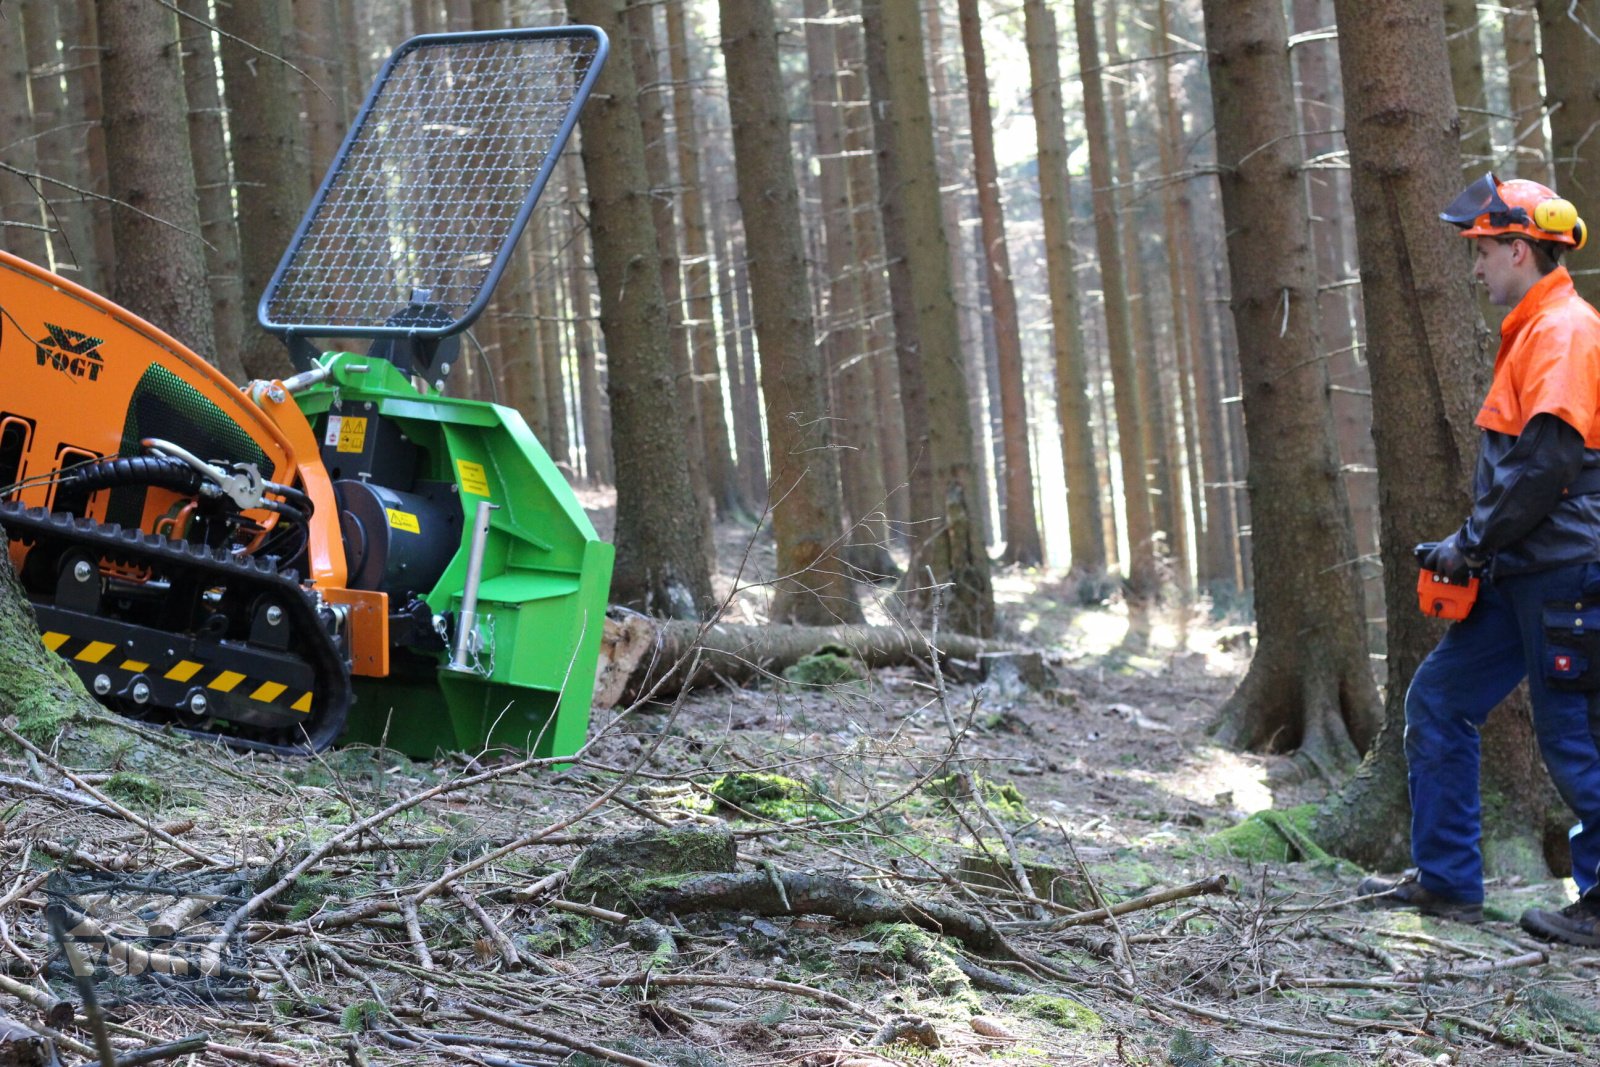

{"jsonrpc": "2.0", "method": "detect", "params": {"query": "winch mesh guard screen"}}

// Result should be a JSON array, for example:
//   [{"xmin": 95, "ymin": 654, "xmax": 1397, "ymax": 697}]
[{"xmin": 260, "ymin": 28, "xmax": 604, "ymax": 339}]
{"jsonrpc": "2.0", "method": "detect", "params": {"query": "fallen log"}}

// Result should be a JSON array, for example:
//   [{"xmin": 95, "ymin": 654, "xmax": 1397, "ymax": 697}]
[{"xmin": 593, "ymin": 610, "xmax": 999, "ymax": 707}]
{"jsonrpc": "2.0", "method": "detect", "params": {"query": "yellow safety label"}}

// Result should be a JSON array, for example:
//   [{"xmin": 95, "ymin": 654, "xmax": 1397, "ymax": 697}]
[
  {"xmin": 336, "ymin": 416, "xmax": 368, "ymax": 454},
  {"xmin": 457, "ymin": 459, "xmax": 491, "ymax": 497},
  {"xmin": 386, "ymin": 507, "xmax": 420, "ymax": 534}
]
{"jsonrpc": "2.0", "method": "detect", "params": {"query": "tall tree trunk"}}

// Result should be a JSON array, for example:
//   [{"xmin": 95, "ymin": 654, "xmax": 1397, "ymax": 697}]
[
  {"xmin": 569, "ymin": 0, "xmax": 712, "ymax": 618},
  {"xmin": 1022, "ymin": 0, "xmax": 1105, "ymax": 574},
  {"xmin": 23, "ymin": 2, "xmax": 99, "ymax": 290},
  {"xmin": 68, "ymin": 2, "xmax": 116, "ymax": 293},
  {"xmin": 707, "ymin": 178, "xmax": 763, "ymax": 503},
  {"xmin": 1075, "ymin": 0, "xmax": 1157, "ymax": 600},
  {"xmin": 861, "ymin": 0, "xmax": 994, "ymax": 637},
  {"xmin": 1537, "ymin": 1, "xmax": 1600, "ymax": 309},
  {"xmin": 1444, "ymin": 0, "xmax": 1492, "ymax": 178},
  {"xmin": 1202, "ymin": 0, "xmax": 1380, "ymax": 770},
  {"xmin": 1315, "ymin": 0, "xmax": 1559, "ymax": 875},
  {"xmin": 802, "ymin": 0, "xmax": 897, "ymax": 577},
  {"xmin": 1293, "ymin": 0, "xmax": 1378, "ymax": 642},
  {"xmin": 957, "ymin": 0, "xmax": 1042, "ymax": 567},
  {"xmin": 721, "ymin": 0, "xmax": 864, "ymax": 626},
  {"xmin": 1505, "ymin": 0, "xmax": 1551, "ymax": 183},
  {"xmin": 1154, "ymin": 0, "xmax": 1211, "ymax": 590},
  {"xmin": 536, "ymin": 211, "xmax": 572, "ymax": 465},
  {"xmin": 0, "ymin": 16, "xmax": 50, "ymax": 268},
  {"xmin": 293, "ymin": 0, "xmax": 348, "ymax": 195},
  {"xmin": 922, "ymin": 0, "xmax": 994, "ymax": 549},
  {"xmin": 666, "ymin": 0, "xmax": 742, "ymax": 519},
  {"xmin": 1104, "ymin": 0, "xmax": 1187, "ymax": 592},
  {"xmin": 179, "ymin": 0, "xmax": 247, "ymax": 382},
  {"xmin": 626, "ymin": 0, "xmax": 715, "ymax": 568},
  {"xmin": 217, "ymin": 0, "xmax": 306, "ymax": 380},
  {"xmin": 837, "ymin": 9, "xmax": 910, "ymax": 538},
  {"xmin": 566, "ymin": 153, "xmax": 612, "ymax": 485},
  {"xmin": 96, "ymin": 0, "xmax": 217, "ymax": 360}
]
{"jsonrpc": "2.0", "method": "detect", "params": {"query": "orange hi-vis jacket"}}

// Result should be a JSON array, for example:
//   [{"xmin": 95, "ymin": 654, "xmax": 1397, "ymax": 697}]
[
  {"xmin": 1478, "ymin": 266, "xmax": 1600, "ymax": 445},
  {"xmin": 1463, "ymin": 265, "xmax": 1600, "ymax": 574}
]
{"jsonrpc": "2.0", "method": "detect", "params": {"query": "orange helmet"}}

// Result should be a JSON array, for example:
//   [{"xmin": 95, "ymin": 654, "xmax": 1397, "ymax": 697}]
[{"xmin": 1441, "ymin": 172, "xmax": 1588, "ymax": 250}]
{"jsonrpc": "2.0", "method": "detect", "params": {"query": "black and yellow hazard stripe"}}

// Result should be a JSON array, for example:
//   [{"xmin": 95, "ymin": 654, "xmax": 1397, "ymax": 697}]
[{"xmin": 40, "ymin": 631, "xmax": 314, "ymax": 715}]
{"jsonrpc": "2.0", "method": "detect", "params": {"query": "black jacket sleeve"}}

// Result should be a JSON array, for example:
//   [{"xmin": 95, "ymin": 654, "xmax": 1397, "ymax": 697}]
[{"xmin": 1460, "ymin": 412, "xmax": 1587, "ymax": 559}]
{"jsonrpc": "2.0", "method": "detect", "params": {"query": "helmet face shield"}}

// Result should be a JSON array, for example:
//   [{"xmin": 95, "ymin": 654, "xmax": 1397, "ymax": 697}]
[{"xmin": 1441, "ymin": 173, "xmax": 1521, "ymax": 229}]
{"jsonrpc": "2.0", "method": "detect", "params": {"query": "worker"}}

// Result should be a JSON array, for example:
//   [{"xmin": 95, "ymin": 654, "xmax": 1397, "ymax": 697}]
[{"xmin": 1359, "ymin": 173, "xmax": 1600, "ymax": 948}]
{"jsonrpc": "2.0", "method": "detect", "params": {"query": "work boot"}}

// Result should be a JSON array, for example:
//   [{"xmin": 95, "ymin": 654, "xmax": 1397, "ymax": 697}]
[
  {"xmin": 1519, "ymin": 892, "xmax": 1600, "ymax": 947},
  {"xmin": 1357, "ymin": 869, "xmax": 1484, "ymax": 924}
]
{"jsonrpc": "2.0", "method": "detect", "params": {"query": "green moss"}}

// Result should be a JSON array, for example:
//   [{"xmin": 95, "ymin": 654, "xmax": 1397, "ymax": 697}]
[
  {"xmin": 101, "ymin": 771, "xmax": 163, "ymax": 806},
  {"xmin": 867, "ymin": 923, "xmax": 979, "ymax": 1011},
  {"xmin": 925, "ymin": 774, "xmax": 1029, "ymax": 817},
  {"xmin": 13, "ymin": 698, "xmax": 77, "ymax": 747},
  {"xmin": 1202, "ymin": 805, "xmax": 1333, "ymax": 863},
  {"xmin": 1017, "ymin": 994, "xmax": 1102, "ymax": 1032},
  {"xmin": 568, "ymin": 827, "xmax": 737, "ymax": 911},
  {"xmin": 339, "ymin": 1000, "xmax": 384, "ymax": 1032},
  {"xmin": 706, "ymin": 772, "xmax": 837, "ymax": 821},
  {"xmin": 780, "ymin": 645, "xmax": 865, "ymax": 687}
]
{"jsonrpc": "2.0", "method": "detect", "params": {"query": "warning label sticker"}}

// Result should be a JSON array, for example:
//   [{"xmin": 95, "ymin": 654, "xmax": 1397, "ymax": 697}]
[
  {"xmin": 335, "ymin": 416, "xmax": 368, "ymax": 454},
  {"xmin": 456, "ymin": 459, "xmax": 491, "ymax": 497},
  {"xmin": 386, "ymin": 507, "xmax": 421, "ymax": 534}
]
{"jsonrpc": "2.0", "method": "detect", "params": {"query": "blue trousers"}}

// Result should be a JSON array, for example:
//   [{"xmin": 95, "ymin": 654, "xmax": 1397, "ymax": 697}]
[{"xmin": 1405, "ymin": 561, "xmax": 1600, "ymax": 902}]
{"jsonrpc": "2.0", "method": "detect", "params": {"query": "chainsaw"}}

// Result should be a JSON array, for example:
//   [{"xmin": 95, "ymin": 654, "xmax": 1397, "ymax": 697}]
[
  {"xmin": 1415, "ymin": 541, "xmax": 1479, "ymax": 621},
  {"xmin": 0, "ymin": 27, "xmax": 613, "ymax": 757}
]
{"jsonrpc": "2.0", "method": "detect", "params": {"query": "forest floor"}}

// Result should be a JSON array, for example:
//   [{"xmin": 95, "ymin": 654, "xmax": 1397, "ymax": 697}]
[{"xmin": 3, "ymin": 501, "xmax": 1600, "ymax": 1066}]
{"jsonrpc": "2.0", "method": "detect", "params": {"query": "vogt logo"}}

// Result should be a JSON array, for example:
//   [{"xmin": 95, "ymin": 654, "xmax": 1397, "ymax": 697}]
[{"xmin": 35, "ymin": 323, "xmax": 106, "ymax": 382}]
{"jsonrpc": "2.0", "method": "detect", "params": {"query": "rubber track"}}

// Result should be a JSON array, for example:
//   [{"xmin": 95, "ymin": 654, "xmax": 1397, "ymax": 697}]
[{"xmin": 0, "ymin": 501, "xmax": 350, "ymax": 754}]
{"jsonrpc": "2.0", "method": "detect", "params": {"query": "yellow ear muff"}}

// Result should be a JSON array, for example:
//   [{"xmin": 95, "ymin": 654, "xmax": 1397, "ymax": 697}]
[
  {"xmin": 1535, "ymin": 197, "xmax": 1579, "ymax": 235},
  {"xmin": 1575, "ymin": 218, "xmax": 1589, "ymax": 251}
]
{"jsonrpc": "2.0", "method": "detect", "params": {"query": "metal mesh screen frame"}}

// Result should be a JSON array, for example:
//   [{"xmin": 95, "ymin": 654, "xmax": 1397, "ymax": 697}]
[{"xmin": 259, "ymin": 27, "xmax": 606, "ymax": 341}]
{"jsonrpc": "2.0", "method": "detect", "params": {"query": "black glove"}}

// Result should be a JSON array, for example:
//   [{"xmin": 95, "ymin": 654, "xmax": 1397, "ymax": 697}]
[{"xmin": 1423, "ymin": 532, "xmax": 1477, "ymax": 583}]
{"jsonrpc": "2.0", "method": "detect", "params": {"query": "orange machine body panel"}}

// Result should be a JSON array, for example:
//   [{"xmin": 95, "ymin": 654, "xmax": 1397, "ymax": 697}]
[{"xmin": 0, "ymin": 252, "xmax": 351, "ymax": 599}]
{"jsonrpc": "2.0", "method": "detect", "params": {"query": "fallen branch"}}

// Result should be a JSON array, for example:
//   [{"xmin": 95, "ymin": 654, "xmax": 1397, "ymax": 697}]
[
  {"xmin": 72, "ymin": 1032, "xmax": 210, "ymax": 1067},
  {"xmin": 596, "ymin": 972, "xmax": 881, "ymax": 1023},
  {"xmin": 633, "ymin": 870, "xmax": 1004, "ymax": 954},
  {"xmin": 1000, "ymin": 874, "xmax": 1230, "ymax": 931},
  {"xmin": 459, "ymin": 1002, "xmax": 667, "ymax": 1067}
]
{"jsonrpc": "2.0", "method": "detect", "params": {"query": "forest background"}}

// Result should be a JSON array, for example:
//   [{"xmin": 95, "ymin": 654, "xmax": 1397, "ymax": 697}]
[{"xmin": 3, "ymin": 0, "xmax": 1600, "ymax": 1062}]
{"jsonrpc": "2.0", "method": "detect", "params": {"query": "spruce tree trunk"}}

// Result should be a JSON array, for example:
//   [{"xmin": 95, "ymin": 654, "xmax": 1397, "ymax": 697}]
[
  {"xmin": 1202, "ymin": 0, "xmax": 1381, "ymax": 770},
  {"xmin": 178, "ymin": 0, "xmax": 247, "ymax": 382},
  {"xmin": 1505, "ymin": 0, "xmax": 1551, "ymax": 183},
  {"xmin": 217, "ymin": 0, "xmax": 306, "ymax": 380},
  {"xmin": 23, "ymin": 2, "xmax": 100, "ymax": 290},
  {"xmin": 68, "ymin": 2, "xmax": 116, "ymax": 293},
  {"xmin": 625, "ymin": 0, "xmax": 716, "ymax": 568},
  {"xmin": 535, "ymin": 212, "xmax": 572, "ymax": 465},
  {"xmin": 721, "ymin": 0, "xmax": 864, "ymax": 627},
  {"xmin": 1315, "ymin": 0, "xmax": 1562, "ymax": 874},
  {"xmin": 1292, "ymin": 0, "xmax": 1378, "ymax": 641},
  {"xmin": 957, "ymin": 0, "xmax": 1042, "ymax": 567},
  {"xmin": 96, "ymin": 0, "xmax": 217, "ymax": 361},
  {"xmin": 836, "ymin": 10, "xmax": 910, "ymax": 538},
  {"xmin": 861, "ymin": 0, "xmax": 994, "ymax": 637},
  {"xmin": 1153, "ymin": 0, "xmax": 1210, "ymax": 591},
  {"xmin": 1075, "ymin": 0, "xmax": 1157, "ymax": 601},
  {"xmin": 566, "ymin": 153, "xmax": 613, "ymax": 485},
  {"xmin": 1443, "ymin": 0, "xmax": 1492, "ymax": 177},
  {"xmin": 1022, "ymin": 0, "xmax": 1104, "ymax": 574},
  {"xmin": 569, "ymin": 0, "xmax": 712, "ymax": 619},
  {"xmin": 1537, "ymin": 0, "xmax": 1600, "ymax": 309},
  {"xmin": 666, "ymin": 0, "xmax": 742, "ymax": 519},
  {"xmin": 0, "ymin": 16, "xmax": 49, "ymax": 268},
  {"xmin": 1105, "ymin": 0, "xmax": 1187, "ymax": 592},
  {"xmin": 802, "ymin": 0, "xmax": 897, "ymax": 577},
  {"xmin": 292, "ymin": 0, "xmax": 347, "ymax": 195}
]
